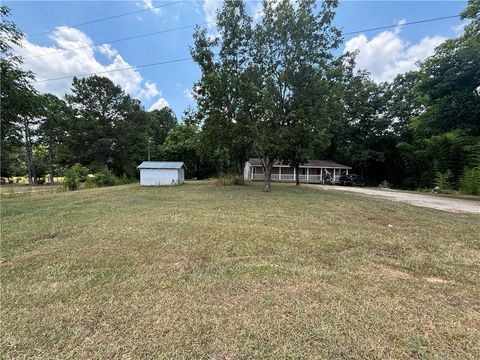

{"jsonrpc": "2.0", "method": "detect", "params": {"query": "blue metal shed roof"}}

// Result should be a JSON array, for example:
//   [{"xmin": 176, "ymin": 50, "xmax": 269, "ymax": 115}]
[{"xmin": 137, "ymin": 161, "xmax": 185, "ymax": 169}]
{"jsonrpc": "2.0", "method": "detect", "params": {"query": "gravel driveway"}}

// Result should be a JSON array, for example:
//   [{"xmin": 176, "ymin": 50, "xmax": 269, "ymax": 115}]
[{"xmin": 309, "ymin": 185, "xmax": 480, "ymax": 214}]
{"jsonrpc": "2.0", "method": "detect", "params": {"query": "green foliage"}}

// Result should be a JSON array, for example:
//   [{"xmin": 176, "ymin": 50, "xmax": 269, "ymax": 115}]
[
  {"xmin": 459, "ymin": 167, "xmax": 480, "ymax": 195},
  {"xmin": 191, "ymin": 0, "xmax": 256, "ymax": 175},
  {"xmin": 85, "ymin": 168, "xmax": 123, "ymax": 188},
  {"xmin": 2, "ymin": 1, "xmax": 479, "ymax": 192},
  {"xmin": 63, "ymin": 163, "xmax": 88, "ymax": 191},
  {"xmin": 159, "ymin": 115, "xmax": 214, "ymax": 179},
  {"xmin": 0, "ymin": 5, "xmax": 37, "ymax": 178},
  {"xmin": 192, "ymin": 0, "xmax": 341, "ymax": 188},
  {"xmin": 461, "ymin": 0, "xmax": 479, "ymax": 39},
  {"xmin": 64, "ymin": 75, "xmax": 147, "ymax": 175},
  {"xmin": 434, "ymin": 169, "xmax": 453, "ymax": 192},
  {"xmin": 37, "ymin": 93, "xmax": 71, "ymax": 182},
  {"xmin": 216, "ymin": 174, "xmax": 245, "ymax": 186},
  {"xmin": 147, "ymin": 108, "xmax": 178, "ymax": 160},
  {"xmin": 32, "ymin": 145, "xmax": 49, "ymax": 181}
]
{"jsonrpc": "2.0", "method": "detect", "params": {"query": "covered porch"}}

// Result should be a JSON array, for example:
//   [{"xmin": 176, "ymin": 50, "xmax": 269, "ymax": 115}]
[{"xmin": 249, "ymin": 166, "xmax": 348, "ymax": 183}]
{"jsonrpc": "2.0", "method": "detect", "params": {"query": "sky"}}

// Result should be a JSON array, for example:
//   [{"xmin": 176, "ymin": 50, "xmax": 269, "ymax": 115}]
[{"xmin": 7, "ymin": 0, "xmax": 468, "ymax": 118}]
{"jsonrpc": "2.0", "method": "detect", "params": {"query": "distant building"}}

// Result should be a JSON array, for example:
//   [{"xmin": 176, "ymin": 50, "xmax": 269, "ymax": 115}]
[
  {"xmin": 244, "ymin": 158, "xmax": 351, "ymax": 184},
  {"xmin": 137, "ymin": 161, "xmax": 185, "ymax": 186}
]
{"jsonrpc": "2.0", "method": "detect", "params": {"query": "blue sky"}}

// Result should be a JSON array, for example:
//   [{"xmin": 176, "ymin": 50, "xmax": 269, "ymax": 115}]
[{"xmin": 8, "ymin": 0, "xmax": 467, "ymax": 118}]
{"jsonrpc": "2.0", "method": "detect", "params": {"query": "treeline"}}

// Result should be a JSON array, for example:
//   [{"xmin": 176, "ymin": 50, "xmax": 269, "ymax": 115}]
[
  {"xmin": 1, "ymin": 5, "xmax": 214, "ymax": 183},
  {"xmin": 0, "ymin": 71, "xmax": 206, "ymax": 182},
  {"xmin": 190, "ymin": 0, "xmax": 479, "ymax": 192},
  {"xmin": 1, "ymin": 1, "xmax": 479, "ymax": 194}
]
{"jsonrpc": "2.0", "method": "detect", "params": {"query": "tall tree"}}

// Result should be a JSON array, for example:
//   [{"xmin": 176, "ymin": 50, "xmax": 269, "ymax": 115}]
[
  {"xmin": 159, "ymin": 110, "xmax": 212, "ymax": 178},
  {"xmin": 278, "ymin": 0, "xmax": 341, "ymax": 185},
  {"xmin": 112, "ymin": 108, "xmax": 149, "ymax": 177},
  {"xmin": 343, "ymin": 70, "xmax": 390, "ymax": 181},
  {"xmin": 395, "ymin": 3, "xmax": 480, "ymax": 188},
  {"xmin": 192, "ymin": 0, "xmax": 255, "ymax": 176},
  {"xmin": 252, "ymin": 0, "xmax": 341, "ymax": 190},
  {"xmin": 38, "ymin": 94, "xmax": 70, "ymax": 183},
  {"xmin": 146, "ymin": 107, "xmax": 178, "ymax": 160},
  {"xmin": 21, "ymin": 93, "xmax": 41, "ymax": 184},
  {"xmin": 0, "ymin": 5, "xmax": 37, "ymax": 181},
  {"xmin": 384, "ymin": 71, "xmax": 423, "ymax": 139},
  {"xmin": 64, "ymin": 75, "xmax": 144, "ymax": 174}
]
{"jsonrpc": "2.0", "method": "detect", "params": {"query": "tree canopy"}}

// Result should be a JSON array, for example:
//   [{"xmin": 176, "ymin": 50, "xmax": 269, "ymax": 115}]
[{"xmin": 1, "ymin": 1, "xmax": 479, "ymax": 194}]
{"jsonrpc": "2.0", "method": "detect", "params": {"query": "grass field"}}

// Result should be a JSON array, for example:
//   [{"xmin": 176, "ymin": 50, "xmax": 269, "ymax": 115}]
[
  {"xmin": 0, "ymin": 184, "xmax": 61, "ymax": 195},
  {"xmin": 1, "ymin": 181, "xmax": 479, "ymax": 359}
]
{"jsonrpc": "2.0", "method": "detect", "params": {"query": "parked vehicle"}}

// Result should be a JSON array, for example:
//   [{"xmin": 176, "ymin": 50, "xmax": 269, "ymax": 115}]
[{"xmin": 339, "ymin": 174, "xmax": 365, "ymax": 186}]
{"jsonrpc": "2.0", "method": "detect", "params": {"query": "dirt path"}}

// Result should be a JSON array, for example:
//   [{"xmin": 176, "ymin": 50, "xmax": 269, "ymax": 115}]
[{"xmin": 308, "ymin": 185, "xmax": 480, "ymax": 214}]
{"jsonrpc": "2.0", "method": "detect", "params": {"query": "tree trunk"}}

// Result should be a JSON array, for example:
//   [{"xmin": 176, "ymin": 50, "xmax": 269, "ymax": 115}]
[
  {"xmin": 295, "ymin": 163, "xmax": 300, "ymax": 186},
  {"xmin": 264, "ymin": 166, "xmax": 272, "ymax": 192},
  {"xmin": 48, "ymin": 145, "xmax": 54, "ymax": 184},
  {"xmin": 262, "ymin": 156, "xmax": 272, "ymax": 192},
  {"xmin": 24, "ymin": 118, "xmax": 35, "ymax": 185}
]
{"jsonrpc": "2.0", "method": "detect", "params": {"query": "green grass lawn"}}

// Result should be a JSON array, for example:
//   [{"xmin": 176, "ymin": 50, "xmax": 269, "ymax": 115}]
[{"xmin": 1, "ymin": 181, "xmax": 479, "ymax": 359}]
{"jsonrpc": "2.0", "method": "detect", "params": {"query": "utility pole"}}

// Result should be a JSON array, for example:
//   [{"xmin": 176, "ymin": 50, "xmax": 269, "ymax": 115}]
[{"xmin": 147, "ymin": 138, "xmax": 150, "ymax": 161}]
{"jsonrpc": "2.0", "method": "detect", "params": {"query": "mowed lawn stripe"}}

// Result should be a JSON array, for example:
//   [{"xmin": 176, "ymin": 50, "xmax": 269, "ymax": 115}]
[{"xmin": 1, "ymin": 181, "xmax": 479, "ymax": 358}]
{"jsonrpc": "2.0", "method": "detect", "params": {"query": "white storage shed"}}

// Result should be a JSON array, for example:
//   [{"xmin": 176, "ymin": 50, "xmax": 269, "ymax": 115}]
[{"xmin": 137, "ymin": 161, "xmax": 185, "ymax": 186}]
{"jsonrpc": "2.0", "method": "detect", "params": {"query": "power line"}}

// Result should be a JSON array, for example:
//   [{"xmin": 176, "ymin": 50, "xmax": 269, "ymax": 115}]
[
  {"xmin": 343, "ymin": 15, "xmax": 460, "ymax": 36},
  {"xmin": 27, "ymin": 1, "xmax": 185, "ymax": 37},
  {"xmin": 32, "ymin": 14, "xmax": 461, "ymax": 84},
  {"xmin": 24, "ymin": 13, "xmax": 460, "ymax": 60},
  {"xmin": 32, "ymin": 57, "xmax": 193, "ymax": 83},
  {"xmin": 24, "ymin": 22, "xmax": 209, "ymax": 60}
]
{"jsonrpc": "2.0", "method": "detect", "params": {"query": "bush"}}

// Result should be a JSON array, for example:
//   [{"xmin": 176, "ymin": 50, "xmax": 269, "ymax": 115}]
[
  {"xmin": 216, "ymin": 174, "xmax": 245, "ymax": 186},
  {"xmin": 434, "ymin": 169, "xmax": 453, "ymax": 193},
  {"xmin": 85, "ymin": 168, "xmax": 122, "ymax": 188},
  {"xmin": 63, "ymin": 163, "xmax": 89, "ymax": 191},
  {"xmin": 459, "ymin": 167, "xmax": 480, "ymax": 195}
]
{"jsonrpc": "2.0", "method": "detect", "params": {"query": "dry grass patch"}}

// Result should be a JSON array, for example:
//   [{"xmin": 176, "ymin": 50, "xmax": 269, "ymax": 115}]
[{"xmin": 1, "ymin": 181, "xmax": 479, "ymax": 358}]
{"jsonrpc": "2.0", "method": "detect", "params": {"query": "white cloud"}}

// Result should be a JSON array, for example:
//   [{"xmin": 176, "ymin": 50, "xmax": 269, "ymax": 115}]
[
  {"xmin": 148, "ymin": 97, "xmax": 169, "ymax": 111},
  {"xmin": 183, "ymin": 88, "xmax": 194, "ymax": 101},
  {"xmin": 251, "ymin": 1, "xmax": 264, "ymax": 22},
  {"xmin": 139, "ymin": 0, "xmax": 161, "ymax": 14},
  {"xmin": 204, "ymin": 0, "xmax": 222, "ymax": 33},
  {"xmin": 452, "ymin": 23, "xmax": 465, "ymax": 34},
  {"xmin": 97, "ymin": 44, "xmax": 118, "ymax": 59},
  {"xmin": 344, "ymin": 26, "xmax": 446, "ymax": 82},
  {"xmin": 138, "ymin": 81, "xmax": 160, "ymax": 100},
  {"xmin": 16, "ymin": 26, "xmax": 167, "ymax": 108}
]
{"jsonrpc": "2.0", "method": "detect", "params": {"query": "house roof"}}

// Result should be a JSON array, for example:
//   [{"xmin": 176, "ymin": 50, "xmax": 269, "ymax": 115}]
[
  {"xmin": 247, "ymin": 158, "xmax": 351, "ymax": 169},
  {"xmin": 137, "ymin": 161, "xmax": 185, "ymax": 169}
]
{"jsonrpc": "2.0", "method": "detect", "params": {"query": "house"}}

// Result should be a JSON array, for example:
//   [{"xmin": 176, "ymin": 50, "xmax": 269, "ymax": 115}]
[
  {"xmin": 137, "ymin": 161, "xmax": 185, "ymax": 186},
  {"xmin": 244, "ymin": 158, "xmax": 351, "ymax": 183}
]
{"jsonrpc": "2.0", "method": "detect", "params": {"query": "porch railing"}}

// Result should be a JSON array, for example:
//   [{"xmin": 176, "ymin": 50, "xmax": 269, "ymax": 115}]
[{"xmin": 251, "ymin": 173, "xmax": 337, "ymax": 183}]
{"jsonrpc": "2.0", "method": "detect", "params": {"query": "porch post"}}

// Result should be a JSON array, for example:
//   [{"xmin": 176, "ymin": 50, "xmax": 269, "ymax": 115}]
[
  {"xmin": 333, "ymin": 169, "xmax": 336, "ymax": 183},
  {"xmin": 293, "ymin": 166, "xmax": 296, "ymax": 181},
  {"xmin": 307, "ymin": 168, "xmax": 310, "ymax": 182},
  {"xmin": 346, "ymin": 169, "xmax": 349, "ymax": 175},
  {"xmin": 321, "ymin": 168, "xmax": 323, "ymax": 183},
  {"xmin": 279, "ymin": 167, "xmax": 282, "ymax": 181}
]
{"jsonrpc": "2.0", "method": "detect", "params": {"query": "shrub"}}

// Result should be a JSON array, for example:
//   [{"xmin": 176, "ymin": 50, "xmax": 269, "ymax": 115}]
[
  {"xmin": 459, "ymin": 167, "xmax": 480, "ymax": 195},
  {"xmin": 85, "ymin": 168, "xmax": 122, "ymax": 188},
  {"xmin": 434, "ymin": 169, "xmax": 453, "ymax": 193},
  {"xmin": 63, "ymin": 163, "xmax": 89, "ymax": 191},
  {"xmin": 216, "ymin": 174, "xmax": 245, "ymax": 186}
]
